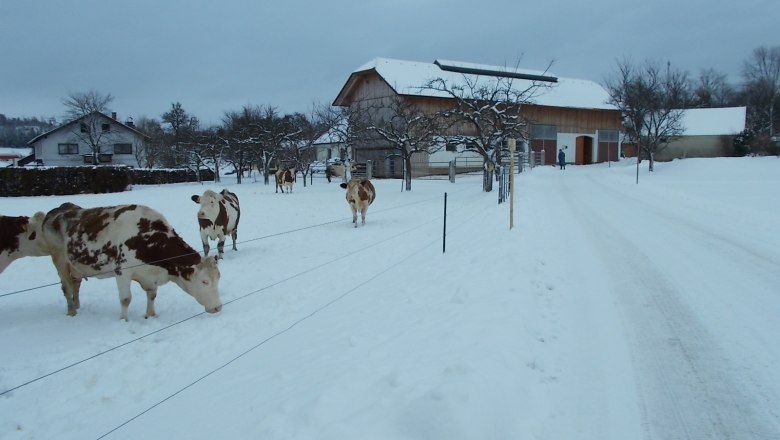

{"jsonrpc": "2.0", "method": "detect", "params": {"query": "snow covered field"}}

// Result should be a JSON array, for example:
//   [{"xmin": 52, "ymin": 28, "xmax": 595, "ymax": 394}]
[{"xmin": 1, "ymin": 157, "xmax": 779, "ymax": 439}]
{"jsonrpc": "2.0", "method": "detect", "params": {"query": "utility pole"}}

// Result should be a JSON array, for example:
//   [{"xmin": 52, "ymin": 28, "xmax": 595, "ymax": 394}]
[{"xmin": 509, "ymin": 138, "xmax": 516, "ymax": 229}]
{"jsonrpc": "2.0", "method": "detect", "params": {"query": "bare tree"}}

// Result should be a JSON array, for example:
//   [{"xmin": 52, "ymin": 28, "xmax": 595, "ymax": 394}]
[
  {"xmin": 367, "ymin": 95, "xmax": 445, "ymax": 191},
  {"xmin": 61, "ymin": 90, "xmax": 118, "ymax": 165},
  {"xmin": 317, "ymin": 103, "xmax": 371, "ymax": 182},
  {"xmin": 285, "ymin": 111, "xmax": 327, "ymax": 186},
  {"xmin": 161, "ymin": 102, "xmax": 200, "ymax": 168},
  {"xmin": 134, "ymin": 116, "xmax": 166, "ymax": 168},
  {"xmin": 424, "ymin": 65, "xmax": 551, "ymax": 192},
  {"xmin": 692, "ymin": 68, "xmax": 736, "ymax": 108},
  {"xmin": 605, "ymin": 59, "xmax": 691, "ymax": 172},
  {"xmin": 221, "ymin": 105, "xmax": 262, "ymax": 184},
  {"xmin": 742, "ymin": 46, "xmax": 780, "ymax": 139}
]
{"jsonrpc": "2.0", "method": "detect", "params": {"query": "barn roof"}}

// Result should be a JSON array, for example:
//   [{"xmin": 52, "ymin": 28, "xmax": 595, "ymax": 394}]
[{"xmin": 333, "ymin": 57, "xmax": 616, "ymax": 111}]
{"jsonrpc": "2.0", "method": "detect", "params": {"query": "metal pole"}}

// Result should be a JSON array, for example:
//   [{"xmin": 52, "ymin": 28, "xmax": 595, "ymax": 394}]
[
  {"xmin": 509, "ymin": 139, "xmax": 515, "ymax": 229},
  {"xmin": 442, "ymin": 192, "xmax": 447, "ymax": 253}
]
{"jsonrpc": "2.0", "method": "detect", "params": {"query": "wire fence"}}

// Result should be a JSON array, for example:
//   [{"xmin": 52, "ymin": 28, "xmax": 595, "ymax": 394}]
[{"xmin": 0, "ymin": 183, "xmax": 488, "ymax": 404}]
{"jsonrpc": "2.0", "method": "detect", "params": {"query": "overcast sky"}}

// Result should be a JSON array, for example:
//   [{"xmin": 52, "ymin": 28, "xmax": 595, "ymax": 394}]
[{"xmin": 1, "ymin": 0, "xmax": 777, "ymax": 126}]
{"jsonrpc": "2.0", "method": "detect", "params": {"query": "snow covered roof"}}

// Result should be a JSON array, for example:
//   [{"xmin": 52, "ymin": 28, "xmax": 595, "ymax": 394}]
[
  {"xmin": 336, "ymin": 57, "xmax": 616, "ymax": 111},
  {"xmin": 680, "ymin": 107, "xmax": 746, "ymax": 136}
]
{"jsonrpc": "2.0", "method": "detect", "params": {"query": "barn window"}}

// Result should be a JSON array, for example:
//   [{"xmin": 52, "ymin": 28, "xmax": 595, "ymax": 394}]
[
  {"xmin": 102, "ymin": 123, "xmax": 110, "ymax": 132},
  {"xmin": 58, "ymin": 143, "xmax": 79, "ymax": 154},
  {"xmin": 530, "ymin": 124, "xmax": 557, "ymax": 140},
  {"xmin": 113, "ymin": 143, "xmax": 132, "ymax": 154}
]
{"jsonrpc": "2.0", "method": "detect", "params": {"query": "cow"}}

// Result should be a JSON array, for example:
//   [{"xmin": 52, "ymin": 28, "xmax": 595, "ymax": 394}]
[
  {"xmin": 41, "ymin": 203, "xmax": 222, "ymax": 320},
  {"xmin": 275, "ymin": 168, "xmax": 296, "ymax": 193},
  {"xmin": 190, "ymin": 189, "xmax": 240, "ymax": 259},
  {"xmin": 0, "ymin": 212, "xmax": 48, "ymax": 273},
  {"xmin": 340, "ymin": 178, "xmax": 376, "ymax": 227}
]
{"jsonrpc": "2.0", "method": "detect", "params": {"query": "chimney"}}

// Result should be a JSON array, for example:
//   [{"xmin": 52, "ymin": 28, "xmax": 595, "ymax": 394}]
[
  {"xmin": 125, "ymin": 117, "xmax": 135, "ymax": 127},
  {"xmin": 111, "ymin": 111, "xmax": 117, "ymax": 120}
]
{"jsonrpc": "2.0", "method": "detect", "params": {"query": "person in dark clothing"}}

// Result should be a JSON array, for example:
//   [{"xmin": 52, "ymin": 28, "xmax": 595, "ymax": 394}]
[{"xmin": 558, "ymin": 149, "xmax": 566, "ymax": 170}]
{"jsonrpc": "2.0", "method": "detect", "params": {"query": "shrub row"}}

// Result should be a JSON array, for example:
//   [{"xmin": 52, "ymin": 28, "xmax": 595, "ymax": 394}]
[{"xmin": 0, "ymin": 167, "xmax": 215, "ymax": 197}]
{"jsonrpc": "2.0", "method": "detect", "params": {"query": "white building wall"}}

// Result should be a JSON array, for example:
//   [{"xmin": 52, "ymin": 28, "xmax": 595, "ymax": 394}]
[{"xmin": 31, "ymin": 124, "xmax": 142, "ymax": 167}]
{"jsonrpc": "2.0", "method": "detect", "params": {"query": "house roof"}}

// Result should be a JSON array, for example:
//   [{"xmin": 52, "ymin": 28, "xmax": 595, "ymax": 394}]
[
  {"xmin": 680, "ymin": 106, "xmax": 746, "ymax": 136},
  {"xmin": 334, "ymin": 57, "xmax": 616, "ymax": 111},
  {"xmin": 26, "ymin": 111, "xmax": 149, "ymax": 145}
]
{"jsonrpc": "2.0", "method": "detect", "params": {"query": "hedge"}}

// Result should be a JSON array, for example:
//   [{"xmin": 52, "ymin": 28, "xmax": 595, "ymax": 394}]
[{"xmin": 0, "ymin": 166, "xmax": 216, "ymax": 197}]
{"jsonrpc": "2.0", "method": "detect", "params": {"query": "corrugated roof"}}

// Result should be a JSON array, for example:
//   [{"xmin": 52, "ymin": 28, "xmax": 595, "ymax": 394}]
[{"xmin": 347, "ymin": 58, "xmax": 616, "ymax": 111}]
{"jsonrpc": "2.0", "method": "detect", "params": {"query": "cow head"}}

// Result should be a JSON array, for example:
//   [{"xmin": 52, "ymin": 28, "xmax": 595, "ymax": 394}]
[
  {"xmin": 191, "ymin": 190, "xmax": 222, "ymax": 223},
  {"xmin": 179, "ymin": 255, "xmax": 223, "ymax": 314}
]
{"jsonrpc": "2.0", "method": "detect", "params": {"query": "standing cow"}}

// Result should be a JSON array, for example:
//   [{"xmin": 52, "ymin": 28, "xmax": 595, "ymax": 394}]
[
  {"xmin": 340, "ymin": 178, "xmax": 376, "ymax": 227},
  {"xmin": 190, "ymin": 189, "xmax": 240, "ymax": 259},
  {"xmin": 0, "ymin": 212, "xmax": 48, "ymax": 273},
  {"xmin": 275, "ymin": 168, "xmax": 296, "ymax": 193},
  {"xmin": 41, "ymin": 203, "xmax": 222, "ymax": 320}
]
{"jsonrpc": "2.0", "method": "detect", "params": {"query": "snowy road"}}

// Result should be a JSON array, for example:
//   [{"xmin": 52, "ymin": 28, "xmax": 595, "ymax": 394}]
[{"xmin": 539, "ymin": 164, "xmax": 780, "ymax": 439}]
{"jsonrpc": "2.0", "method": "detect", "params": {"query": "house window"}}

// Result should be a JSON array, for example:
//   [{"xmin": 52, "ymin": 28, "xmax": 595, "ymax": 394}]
[
  {"xmin": 530, "ymin": 124, "xmax": 557, "ymax": 140},
  {"xmin": 114, "ymin": 143, "xmax": 132, "ymax": 154},
  {"xmin": 80, "ymin": 123, "xmax": 88, "ymax": 133},
  {"xmin": 101, "ymin": 123, "xmax": 110, "ymax": 132},
  {"xmin": 58, "ymin": 143, "xmax": 79, "ymax": 154},
  {"xmin": 599, "ymin": 129, "xmax": 619, "ymax": 142},
  {"xmin": 82, "ymin": 153, "xmax": 113, "ymax": 164}
]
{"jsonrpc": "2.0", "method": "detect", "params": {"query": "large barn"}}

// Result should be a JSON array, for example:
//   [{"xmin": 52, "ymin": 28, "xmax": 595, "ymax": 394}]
[{"xmin": 333, "ymin": 58, "xmax": 622, "ymax": 171}]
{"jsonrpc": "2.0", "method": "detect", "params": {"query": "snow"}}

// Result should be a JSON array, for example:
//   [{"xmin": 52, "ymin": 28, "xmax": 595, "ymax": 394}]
[
  {"xmin": 680, "ymin": 106, "xmax": 747, "ymax": 136},
  {"xmin": 1, "ymin": 156, "xmax": 780, "ymax": 439},
  {"xmin": 353, "ymin": 57, "xmax": 616, "ymax": 110}
]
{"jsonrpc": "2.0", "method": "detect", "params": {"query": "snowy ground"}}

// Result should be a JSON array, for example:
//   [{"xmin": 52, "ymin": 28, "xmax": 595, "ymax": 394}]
[{"xmin": 1, "ymin": 157, "xmax": 779, "ymax": 439}]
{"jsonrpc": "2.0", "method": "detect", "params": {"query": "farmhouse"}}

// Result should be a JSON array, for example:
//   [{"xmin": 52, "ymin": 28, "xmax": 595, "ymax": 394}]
[
  {"xmin": 26, "ymin": 111, "xmax": 148, "ymax": 167},
  {"xmin": 333, "ymin": 58, "xmax": 622, "ymax": 172}
]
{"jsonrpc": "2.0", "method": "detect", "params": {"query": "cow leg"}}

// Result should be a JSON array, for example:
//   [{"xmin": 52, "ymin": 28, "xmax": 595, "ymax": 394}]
[
  {"xmin": 142, "ymin": 285, "xmax": 158, "ymax": 319},
  {"xmin": 217, "ymin": 238, "xmax": 226, "ymax": 259},
  {"xmin": 115, "ymin": 276, "xmax": 133, "ymax": 321},
  {"xmin": 231, "ymin": 230, "xmax": 238, "ymax": 251},
  {"xmin": 202, "ymin": 241, "xmax": 210, "ymax": 257},
  {"xmin": 51, "ymin": 255, "xmax": 78, "ymax": 316},
  {"xmin": 72, "ymin": 275, "xmax": 83, "ymax": 310},
  {"xmin": 361, "ymin": 206, "xmax": 368, "ymax": 225},
  {"xmin": 350, "ymin": 204, "xmax": 358, "ymax": 227}
]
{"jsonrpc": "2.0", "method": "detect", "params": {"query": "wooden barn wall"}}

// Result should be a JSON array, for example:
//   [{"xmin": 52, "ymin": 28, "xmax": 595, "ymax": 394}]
[{"xmin": 522, "ymin": 106, "xmax": 621, "ymax": 133}]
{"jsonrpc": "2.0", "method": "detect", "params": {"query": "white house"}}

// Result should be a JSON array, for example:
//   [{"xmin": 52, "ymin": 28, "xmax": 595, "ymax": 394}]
[{"xmin": 26, "ymin": 111, "xmax": 148, "ymax": 167}]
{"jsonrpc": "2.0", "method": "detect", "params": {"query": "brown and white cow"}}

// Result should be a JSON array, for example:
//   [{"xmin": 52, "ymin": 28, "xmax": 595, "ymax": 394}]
[
  {"xmin": 41, "ymin": 203, "xmax": 222, "ymax": 320},
  {"xmin": 0, "ymin": 212, "xmax": 48, "ymax": 273},
  {"xmin": 190, "ymin": 189, "xmax": 240, "ymax": 259},
  {"xmin": 340, "ymin": 178, "xmax": 376, "ymax": 227},
  {"xmin": 275, "ymin": 168, "xmax": 296, "ymax": 193}
]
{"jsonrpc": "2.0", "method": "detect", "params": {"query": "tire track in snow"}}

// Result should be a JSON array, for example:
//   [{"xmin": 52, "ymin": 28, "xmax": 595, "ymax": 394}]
[{"xmin": 556, "ymin": 173, "xmax": 779, "ymax": 440}]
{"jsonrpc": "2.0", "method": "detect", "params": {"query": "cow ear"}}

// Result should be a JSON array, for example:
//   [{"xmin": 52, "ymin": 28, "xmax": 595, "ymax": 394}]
[
  {"xmin": 340, "ymin": 183, "xmax": 348, "ymax": 189},
  {"xmin": 191, "ymin": 195, "xmax": 200, "ymax": 203},
  {"xmin": 213, "ymin": 255, "xmax": 219, "ymax": 265}
]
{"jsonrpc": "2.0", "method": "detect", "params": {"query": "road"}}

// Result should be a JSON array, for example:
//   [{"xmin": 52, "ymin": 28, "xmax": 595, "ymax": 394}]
[{"xmin": 540, "ymin": 165, "xmax": 780, "ymax": 439}]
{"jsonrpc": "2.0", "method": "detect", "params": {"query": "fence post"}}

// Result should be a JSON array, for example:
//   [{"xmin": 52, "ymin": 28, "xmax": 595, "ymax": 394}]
[
  {"xmin": 448, "ymin": 160, "xmax": 455, "ymax": 182},
  {"xmin": 442, "ymin": 192, "xmax": 447, "ymax": 253},
  {"xmin": 366, "ymin": 160, "xmax": 372, "ymax": 179}
]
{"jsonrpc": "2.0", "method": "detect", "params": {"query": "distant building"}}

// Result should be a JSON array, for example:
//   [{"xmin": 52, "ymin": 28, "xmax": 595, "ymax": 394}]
[
  {"xmin": 26, "ymin": 111, "xmax": 148, "ymax": 167},
  {"xmin": 656, "ymin": 107, "xmax": 747, "ymax": 161},
  {"xmin": 333, "ymin": 58, "xmax": 622, "ymax": 170},
  {"xmin": 0, "ymin": 147, "xmax": 32, "ymax": 167}
]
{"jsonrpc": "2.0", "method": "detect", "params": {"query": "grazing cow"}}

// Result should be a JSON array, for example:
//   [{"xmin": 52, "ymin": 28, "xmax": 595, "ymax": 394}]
[
  {"xmin": 275, "ymin": 168, "xmax": 296, "ymax": 193},
  {"xmin": 41, "ymin": 203, "xmax": 222, "ymax": 320},
  {"xmin": 340, "ymin": 178, "xmax": 376, "ymax": 227},
  {"xmin": 0, "ymin": 212, "xmax": 48, "ymax": 273},
  {"xmin": 190, "ymin": 189, "xmax": 240, "ymax": 259}
]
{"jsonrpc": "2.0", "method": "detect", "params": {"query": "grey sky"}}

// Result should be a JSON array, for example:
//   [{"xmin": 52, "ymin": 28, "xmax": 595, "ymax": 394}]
[{"xmin": 1, "ymin": 0, "xmax": 776, "ymax": 126}]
